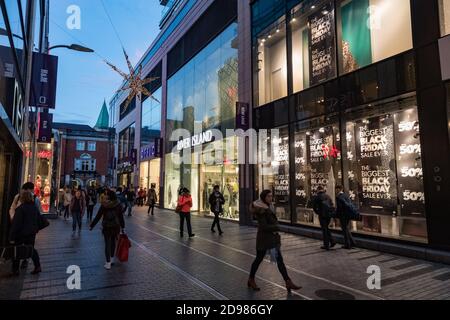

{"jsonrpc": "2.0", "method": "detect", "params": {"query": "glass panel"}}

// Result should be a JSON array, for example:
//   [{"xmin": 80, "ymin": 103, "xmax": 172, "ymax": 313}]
[
  {"xmin": 35, "ymin": 143, "xmax": 53, "ymax": 213},
  {"xmin": 258, "ymin": 126, "xmax": 291, "ymax": 222},
  {"xmin": 337, "ymin": 0, "xmax": 413, "ymax": 74},
  {"xmin": 293, "ymin": 118, "xmax": 342, "ymax": 226},
  {"xmin": 141, "ymin": 87, "xmax": 162, "ymax": 146},
  {"xmin": 291, "ymin": 1, "xmax": 337, "ymax": 93},
  {"xmin": 254, "ymin": 16, "xmax": 288, "ymax": 106},
  {"xmin": 149, "ymin": 159, "xmax": 161, "ymax": 205},
  {"xmin": 139, "ymin": 161, "xmax": 149, "ymax": 190},
  {"xmin": 164, "ymin": 153, "xmax": 181, "ymax": 210},
  {"xmin": 344, "ymin": 101, "xmax": 427, "ymax": 241},
  {"xmin": 440, "ymin": 0, "xmax": 450, "ymax": 36}
]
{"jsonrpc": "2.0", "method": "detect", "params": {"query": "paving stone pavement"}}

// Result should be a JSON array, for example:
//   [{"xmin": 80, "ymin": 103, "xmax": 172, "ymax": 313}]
[{"xmin": 1, "ymin": 206, "xmax": 449, "ymax": 300}]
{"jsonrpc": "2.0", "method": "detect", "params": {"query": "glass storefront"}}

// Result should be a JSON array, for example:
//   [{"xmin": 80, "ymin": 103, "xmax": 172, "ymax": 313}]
[
  {"xmin": 259, "ymin": 96, "xmax": 427, "ymax": 242},
  {"xmin": 118, "ymin": 124, "xmax": 136, "ymax": 161},
  {"xmin": 24, "ymin": 142, "xmax": 53, "ymax": 214},
  {"xmin": 141, "ymin": 88, "xmax": 162, "ymax": 147},
  {"xmin": 440, "ymin": 0, "xmax": 450, "ymax": 36},
  {"xmin": 139, "ymin": 158, "xmax": 161, "ymax": 204},
  {"xmin": 165, "ymin": 22, "xmax": 239, "ymax": 220},
  {"xmin": 252, "ymin": 0, "xmax": 414, "ymax": 105}
]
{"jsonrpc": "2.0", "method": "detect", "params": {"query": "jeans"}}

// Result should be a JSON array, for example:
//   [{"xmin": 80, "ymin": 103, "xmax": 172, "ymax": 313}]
[
  {"xmin": 340, "ymin": 218, "xmax": 355, "ymax": 248},
  {"xmin": 179, "ymin": 212, "xmax": 193, "ymax": 236},
  {"xmin": 12, "ymin": 237, "xmax": 40, "ymax": 273},
  {"xmin": 64, "ymin": 205, "xmax": 70, "ymax": 219},
  {"xmin": 72, "ymin": 211, "xmax": 82, "ymax": 231},
  {"xmin": 104, "ymin": 234, "xmax": 116, "ymax": 263},
  {"xmin": 127, "ymin": 201, "xmax": 134, "ymax": 216},
  {"xmin": 250, "ymin": 248, "xmax": 289, "ymax": 281},
  {"xmin": 211, "ymin": 212, "xmax": 222, "ymax": 233},
  {"xmin": 148, "ymin": 201, "xmax": 155, "ymax": 215},
  {"xmin": 87, "ymin": 205, "xmax": 95, "ymax": 222},
  {"xmin": 319, "ymin": 216, "xmax": 335, "ymax": 248}
]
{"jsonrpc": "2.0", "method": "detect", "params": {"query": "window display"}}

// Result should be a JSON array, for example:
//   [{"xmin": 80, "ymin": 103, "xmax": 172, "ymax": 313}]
[
  {"xmin": 440, "ymin": 0, "xmax": 450, "ymax": 36},
  {"xmin": 34, "ymin": 143, "xmax": 53, "ymax": 213},
  {"xmin": 344, "ymin": 103, "xmax": 426, "ymax": 239},
  {"xmin": 337, "ymin": 0, "xmax": 413, "ymax": 74},
  {"xmin": 164, "ymin": 153, "xmax": 181, "ymax": 210},
  {"xmin": 254, "ymin": 16, "xmax": 288, "ymax": 106},
  {"xmin": 141, "ymin": 87, "xmax": 162, "ymax": 147},
  {"xmin": 294, "ymin": 119, "xmax": 342, "ymax": 225},
  {"xmin": 258, "ymin": 127, "xmax": 290, "ymax": 222},
  {"xmin": 291, "ymin": 1, "xmax": 337, "ymax": 93},
  {"xmin": 118, "ymin": 124, "xmax": 135, "ymax": 160}
]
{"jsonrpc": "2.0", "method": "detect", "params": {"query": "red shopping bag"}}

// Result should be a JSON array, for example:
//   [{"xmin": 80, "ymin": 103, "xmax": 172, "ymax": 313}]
[{"xmin": 116, "ymin": 233, "xmax": 131, "ymax": 262}]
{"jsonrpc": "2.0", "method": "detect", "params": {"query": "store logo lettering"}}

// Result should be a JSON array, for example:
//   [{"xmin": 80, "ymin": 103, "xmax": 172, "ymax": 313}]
[{"xmin": 177, "ymin": 130, "xmax": 213, "ymax": 151}]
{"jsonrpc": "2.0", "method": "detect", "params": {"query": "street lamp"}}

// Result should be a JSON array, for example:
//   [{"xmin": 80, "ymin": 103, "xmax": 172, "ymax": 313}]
[
  {"xmin": 28, "ymin": 43, "xmax": 95, "ymax": 193},
  {"xmin": 48, "ymin": 44, "xmax": 94, "ymax": 53}
]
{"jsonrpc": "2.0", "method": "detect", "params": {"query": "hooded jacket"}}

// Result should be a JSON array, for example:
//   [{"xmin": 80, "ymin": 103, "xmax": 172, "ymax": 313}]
[
  {"xmin": 90, "ymin": 199, "xmax": 125, "ymax": 236},
  {"xmin": 249, "ymin": 199, "xmax": 281, "ymax": 251}
]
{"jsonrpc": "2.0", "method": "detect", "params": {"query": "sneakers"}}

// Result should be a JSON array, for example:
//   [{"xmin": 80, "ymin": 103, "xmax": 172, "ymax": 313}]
[
  {"xmin": 104, "ymin": 262, "xmax": 111, "ymax": 270},
  {"xmin": 111, "ymin": 257, "xmax": 116, "ymax": 266},
  {"xmin": 189, "ymin": 234, "xmax": 196, "ymax": 238}
]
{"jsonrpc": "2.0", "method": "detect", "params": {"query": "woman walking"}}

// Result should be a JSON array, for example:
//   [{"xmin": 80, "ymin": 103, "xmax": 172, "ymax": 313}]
[
  {"xmin": 147, "ymin": 184, "xmax": 158, "ymax": 216},
  {"xmin": 90, "ymin": 190, "xmax": 125, "ymax": 270},
  {"xmin": 177, "ymin": 188, "xmax": 195, "ymax": 238},
  {"xmin": 70, "ymin": 190, "xmax": 86, "ymax": 235},
  {"xmin": 87, "ymin": 188, "xmax": 97, "ymax": 223},
  {"xmin": 9, "ymin": 191, "xmax": 43, "ymax": 276},
  {"xmin": 247, "ymin": 190, "xmax": 301, "ymax": 293},
  {"xmin": 63, "ymin": 187, "xmax": 72, "ymax": 220}
]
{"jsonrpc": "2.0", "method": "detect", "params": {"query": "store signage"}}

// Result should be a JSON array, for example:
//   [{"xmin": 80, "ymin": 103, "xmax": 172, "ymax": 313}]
[
  {"xmin": 30, "ymin": 52, "xmax": 58, "ymax": 109},
  {"xmin": 141, "ymin": 138, "xmax": 163, "ymax": 161},
  {"xmin": 37, "ymin": 150, "xmax": 52, "ymax": 159},
  {"xmin": 37, "ymin": 112, "xmax": 53, "ymax": 143},
  {"xmin": 236, "ymin": 102, "xmax": 250, "ymax": 130},
  {"xmin": 117, "ymin": 161, "xmax": 134, "ymax": 174},
  {"xmin": 308, "ymin": 3, "xmax": 336, "ymax": 86},
  {"xmin": 177, "ymin": 130, "xmax": 213, "ymax": 151}
]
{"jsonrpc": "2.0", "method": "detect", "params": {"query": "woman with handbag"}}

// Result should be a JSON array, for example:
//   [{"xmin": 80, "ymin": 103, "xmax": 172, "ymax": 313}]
[
  {"xmin": 90, "ymin": 190, "xmax": 125, "ymax": 270},
  {"xmin": 9, "ymin": 190, "xmax": 47, "ymax": 276},
  {"xmin": 176, "ymin": 188, "xmax": 195, "ymax": 238},
  {"xmin": 247, "ymin": 190, "xmax": 301, "ymax": 293}
]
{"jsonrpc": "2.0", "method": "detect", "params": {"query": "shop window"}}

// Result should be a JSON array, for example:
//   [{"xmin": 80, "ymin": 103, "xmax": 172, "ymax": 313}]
[
  {"xmin": 258, "ymin": 126, "xmax": 291, "ymax": 222},
  {"xmin": 76, "ymin": 141, "xmax": 85, "ymax": 151},
  {"xmin": 344, "ymin": 102, "xmax": 427, "ymax": 240},
  {"xmin": 291, "ymin": 1, "xmax": 337, "ymax": 93},
  {"xmin": 293, "ymin": 117, "xmax": 342, "ymax": 226},
  {"xmin": 87, "ymin": 142, "xmax": 96, "ymax": 151},
  {"xmin": 118, "ymin": 124, "xmax": 135, "ymax": 161},
  {"xmin": 440, "ymin": 0, "xmax": 450, "ymax": 36},
  {"xmin": 164, "ymin": 153, "xmax": 181, "ymax": 210},
  {"xmin": 337, "ymin": 0, "xmax": 413, "ymax": 74},
  {"xmin": 254, "ymin": 17, "xmax": 288, "ymax": 106}
]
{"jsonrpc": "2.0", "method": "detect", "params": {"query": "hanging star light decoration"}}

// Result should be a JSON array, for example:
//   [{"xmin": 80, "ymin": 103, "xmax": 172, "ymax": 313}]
[{"xmin": 105, "ymin": 48, "xmax": 160, "ymax": 116}]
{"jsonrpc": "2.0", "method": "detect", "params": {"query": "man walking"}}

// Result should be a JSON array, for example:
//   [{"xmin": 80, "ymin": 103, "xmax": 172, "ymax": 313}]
[
  {"xmin": 209, "ymin": 185, "xmax": 225, "ymax": 235},
  {"xmin": 125, "ymin": 187, "xmax": 136, "ymax": 217},
  {"xmin": 312, "ymin": 186, "xmax": 336, "ymax": 250},
  {"xmin": 147, "ymin": 184, "xmax": 158, "ymax": 216},
  {"xmin": 335, "ymin": 186, "xmax": 356, "ymax": 249}
]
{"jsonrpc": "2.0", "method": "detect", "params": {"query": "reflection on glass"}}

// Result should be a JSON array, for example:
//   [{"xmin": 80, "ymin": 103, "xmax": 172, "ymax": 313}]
[
  {"xmin": 338, "ymin": 0, "xmax": 413, "ymax": 74},
  {"xmin": 141, "ymin": 87, "xmax": 162, "ymax": 146}
]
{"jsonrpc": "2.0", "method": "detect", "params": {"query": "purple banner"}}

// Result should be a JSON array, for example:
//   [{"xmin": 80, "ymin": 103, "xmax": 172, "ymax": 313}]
[
  {"xmin": 37, "ymin": 112, "xmax": 53, "ymax": 143},
  {"xmin": 236, "ymin": 102, "xmax": 250, "ymax": 130},
  {"xmin": 30, "ymin": 52, "xmax": 58, "ymax": 109}
]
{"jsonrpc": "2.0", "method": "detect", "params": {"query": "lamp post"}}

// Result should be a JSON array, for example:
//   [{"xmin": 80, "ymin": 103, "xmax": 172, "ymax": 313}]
[{"xmin": 28, "ymin": 43, "xmax": 95, "ymax": 189}]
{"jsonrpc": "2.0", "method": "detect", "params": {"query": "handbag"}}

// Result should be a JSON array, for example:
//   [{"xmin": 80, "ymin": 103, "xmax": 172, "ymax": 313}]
[
  {"xmin": 0, "ymin": 244, "xmax": 34, "ymax": 261},
  {"xmin": 116, "ymin": 233, "xmax": 131, "ymax": 262},
  {"xmin": 175, "ymin": 205, "xmax": 182, "ymax": 213},
  {"xmin": 38, "ymin": 214, "xmax": 50, "ymax": 231}
]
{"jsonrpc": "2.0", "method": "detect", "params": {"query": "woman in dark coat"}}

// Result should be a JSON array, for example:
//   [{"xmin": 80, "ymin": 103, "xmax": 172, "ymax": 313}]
[
  {"xmin": 90, "ymin": 190, "xmax": 125, "ymax": 270},
  {"xmin": 9, "ymin": 190, "xmax": 42, "ymax": 276},
  {"xmin": 247, "ymin": 190, "xmax": 301, "ymax": 293}
]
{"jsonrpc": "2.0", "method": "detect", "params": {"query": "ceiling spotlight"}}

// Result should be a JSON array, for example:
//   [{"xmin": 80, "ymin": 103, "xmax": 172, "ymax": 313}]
[{"xmin": 276, "ymin": 29, "xmax": 280, "ymax": 33}]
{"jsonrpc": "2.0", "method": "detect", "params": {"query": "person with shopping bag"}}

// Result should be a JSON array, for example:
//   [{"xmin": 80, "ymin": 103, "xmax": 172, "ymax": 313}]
[
  {"xmin": 90, "ymin": 190, "xmax": 125, "ymax": 270},
  {"xmin": 116, "ymin": 233, "xmax": 131, "ymax": 262}
]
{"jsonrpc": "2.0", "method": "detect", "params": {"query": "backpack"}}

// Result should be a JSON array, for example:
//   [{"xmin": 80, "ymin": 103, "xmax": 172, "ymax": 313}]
[
  {"xmin": 102, "ymin": 208, "xmax": 120, "ymax": 229},
  {"xmin": 321, "ymin": 198, "xmax": 336, "ymax": 218},
  {"xmin": 342, "ymin": 197, "xmax": 361, "ymax": 221}
]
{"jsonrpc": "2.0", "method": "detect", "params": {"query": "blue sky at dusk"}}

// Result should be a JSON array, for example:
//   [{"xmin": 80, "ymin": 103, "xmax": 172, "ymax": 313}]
[{"xmin": 49, "ymin": 0, "xmax": 162, "ymax": 126}]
